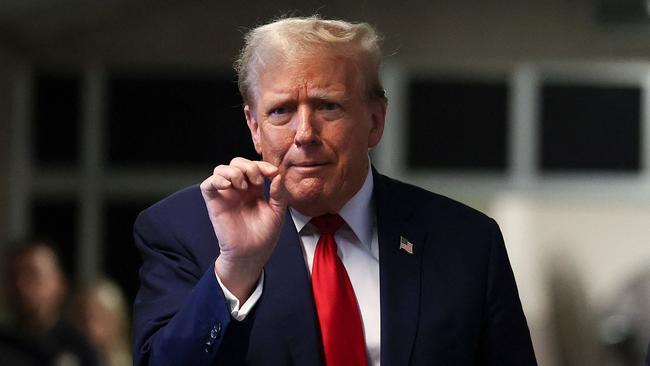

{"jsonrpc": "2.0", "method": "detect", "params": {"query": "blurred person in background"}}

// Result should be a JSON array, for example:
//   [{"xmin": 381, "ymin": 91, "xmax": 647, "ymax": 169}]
[
  {"xmin": 5, "ymin": 240, "xmax": 100, "ymax": 366},
  {"xmin": 72, "ymin": 279, "xmax": 132, "ymax": 366},
  {"xmin": 0, "ymin": 245, "xmax": 49, "ymax": 366}
]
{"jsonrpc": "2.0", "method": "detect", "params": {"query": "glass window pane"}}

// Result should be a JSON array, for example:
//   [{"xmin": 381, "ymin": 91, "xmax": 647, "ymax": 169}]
[
  {"xmin": 104, "ymin": 200, "xmax": 156, "ymax": 306},
  {"xmin": 407, "ymin": 79, "xmax": 509, "ymax": 171},
  {"xmin": 540, "ymin": 83, "xmax": 640, "ymax": 172},
  {"xmin": 33, "ymin": 74, "xmax": 80, "ymax": 166},
  {"xmin": 107, "ymin": 75, "xmax": 257, "ymax": 167}
]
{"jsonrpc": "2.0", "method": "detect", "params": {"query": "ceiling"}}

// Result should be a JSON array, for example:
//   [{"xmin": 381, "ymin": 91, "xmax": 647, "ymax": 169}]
[{"xmin": 0, "ymin": 0, "xmax": 195, "ymax": 49}]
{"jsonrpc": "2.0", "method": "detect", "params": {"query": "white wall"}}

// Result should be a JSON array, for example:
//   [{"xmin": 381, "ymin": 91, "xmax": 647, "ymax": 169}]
[{"xmin": 493, "ymin": 193, "xmax": 650, "ymax": 365}]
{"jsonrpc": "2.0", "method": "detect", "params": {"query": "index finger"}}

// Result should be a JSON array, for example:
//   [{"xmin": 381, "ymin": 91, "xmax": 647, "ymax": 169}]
[{"xmin": 256, "ymin": 161, "xmax": 279, "ymax": 177}]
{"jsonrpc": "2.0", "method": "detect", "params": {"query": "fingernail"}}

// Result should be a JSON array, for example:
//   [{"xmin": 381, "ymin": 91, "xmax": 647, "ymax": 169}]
[
  {"xmin": 256, "ymin": 176, "xmax": 264, "ymax": 185},
  {"xmin": 241, "ymin": 181, "xmax": 248, "ymax": 189}
]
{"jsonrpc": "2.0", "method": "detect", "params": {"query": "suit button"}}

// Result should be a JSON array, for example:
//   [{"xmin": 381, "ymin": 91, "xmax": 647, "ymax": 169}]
[
  {"xmin": 204, "ymin": 339, "xmax": 213, "ymax": 352},
  {"xmin": 204, "ymin": 322, "xmax": 222, "ymax": 353},
  {"xmin": 210, "ymin": 323, "xmax": 222, "ymax": 339}
]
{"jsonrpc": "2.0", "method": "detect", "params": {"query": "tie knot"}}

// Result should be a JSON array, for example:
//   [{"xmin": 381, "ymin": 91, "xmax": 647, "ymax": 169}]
[{"xmin": 311, "ymin": 214, "xmax": 344, "ymax": 235}]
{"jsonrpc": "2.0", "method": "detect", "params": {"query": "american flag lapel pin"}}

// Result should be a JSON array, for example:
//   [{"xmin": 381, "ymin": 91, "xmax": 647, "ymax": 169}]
[{"xmin": 399, "ymin": 235, "xmax": 414, "ymax": 254}]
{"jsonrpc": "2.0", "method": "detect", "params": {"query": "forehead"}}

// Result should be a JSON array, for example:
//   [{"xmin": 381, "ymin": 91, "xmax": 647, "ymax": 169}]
[{"xmin": 252, "ymin": 53, "xmax": 363, "ymax": 101}]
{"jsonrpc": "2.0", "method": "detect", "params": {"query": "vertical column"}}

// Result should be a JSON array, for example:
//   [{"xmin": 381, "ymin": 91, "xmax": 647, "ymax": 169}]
[
  {"xmin": 374, "ymin": 62, "xmax": 407, "ymax": 178},
  {"xmin": 641, "ymin": 71, "xmax": 650, "ymax": 181},
  {"xmin": 77, "ymin": 60, "xmax": 105, "ymax": 281},
  {"xmin": 510, "ymin": 64, "xmax": 539, "ymax": 188},
  {"xmin": 7, "ymin": 63, "xmax": 33, "ymax": 242}
]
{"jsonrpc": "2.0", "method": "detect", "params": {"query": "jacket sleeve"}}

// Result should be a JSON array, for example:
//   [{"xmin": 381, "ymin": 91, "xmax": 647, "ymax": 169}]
[
  {"xmin": 132, "ymin": 208, "xmax": 234, "ymax": 366},
  {"xmin": 477, "ymin": 220, "xmax": 538, "ymax": 365}
]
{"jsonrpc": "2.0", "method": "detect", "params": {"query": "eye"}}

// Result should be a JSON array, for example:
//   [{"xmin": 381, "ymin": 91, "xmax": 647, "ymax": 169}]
[
  {"xmin": 319, "ymin": 102, "xmax": 341, "ymax": 111},
  {"xmin": 266, "ymin": 105, "xmax": 293, "ymax": 125},
  {"xmin": 269, "ymin": 107, "xmax": 289, "ymax": 116}
]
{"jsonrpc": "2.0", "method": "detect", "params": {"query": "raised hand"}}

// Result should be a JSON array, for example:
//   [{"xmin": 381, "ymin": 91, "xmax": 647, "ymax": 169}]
[{"xmin": 200, "ymin": 157, "xmax": 287, "ymax": 302}]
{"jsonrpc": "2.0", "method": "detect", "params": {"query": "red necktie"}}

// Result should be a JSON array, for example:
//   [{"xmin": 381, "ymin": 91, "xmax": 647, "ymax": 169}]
[{"xmin": 310, "ymin": 214, "xmax": 368, "ymax": 366}]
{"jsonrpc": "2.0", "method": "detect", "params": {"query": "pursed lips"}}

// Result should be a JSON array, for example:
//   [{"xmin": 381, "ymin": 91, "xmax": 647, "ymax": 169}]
[{"xmin": 288, "ymin": 161, "xmax": 330, "ymax": 172}]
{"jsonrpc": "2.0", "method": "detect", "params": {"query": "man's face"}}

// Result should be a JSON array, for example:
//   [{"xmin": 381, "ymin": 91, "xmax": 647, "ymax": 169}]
[
  {"xmin": 13, "ymin": 246, "xmax": 65, "ymax": 320},
  {"xmin": 245, "ymin": 54, "xmax": 386, "ymax": 216}
]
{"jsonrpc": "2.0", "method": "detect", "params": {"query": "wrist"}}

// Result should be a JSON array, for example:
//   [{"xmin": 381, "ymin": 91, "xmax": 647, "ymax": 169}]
[{"xmin": 215, "ymin": 255, "xmax": 264, "ymax": 303}]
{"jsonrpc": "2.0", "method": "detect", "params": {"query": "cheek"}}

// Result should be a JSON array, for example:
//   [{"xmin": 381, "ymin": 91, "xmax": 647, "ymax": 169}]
[
  {"xmin": 334, "ymin": 124, "xmax": 370, "ymax": 159},
  {"xmin": 259, "ymin": 128, "xmax": 295, "ymax": 163}
]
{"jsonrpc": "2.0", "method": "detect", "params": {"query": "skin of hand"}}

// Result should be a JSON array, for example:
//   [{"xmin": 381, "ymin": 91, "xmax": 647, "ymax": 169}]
[{"xmin": 200, "ymin": 158, "xmax": 287, "ymax": 302}]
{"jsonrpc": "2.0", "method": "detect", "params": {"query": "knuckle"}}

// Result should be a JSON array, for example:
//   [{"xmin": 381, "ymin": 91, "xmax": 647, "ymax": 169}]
[
  {"xmin": 230, "ymin": 157, "xmax": 248, "ymax": 165},
  {"xmin": 200, "ymin": 177, "xmax": 217, "ymax": 190},
  {"xmin": 213, "ymin": 165, "xmax": 227, "ymax": 175}
]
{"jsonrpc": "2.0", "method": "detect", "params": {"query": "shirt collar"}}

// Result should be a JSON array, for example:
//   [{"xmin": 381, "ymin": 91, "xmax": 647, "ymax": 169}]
[{"xmin": 290, "ymin": 165, "xmax": 374, "ymax": 248}]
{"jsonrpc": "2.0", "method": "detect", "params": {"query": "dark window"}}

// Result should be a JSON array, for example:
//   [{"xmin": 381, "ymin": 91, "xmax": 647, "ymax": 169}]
[
  {"xmin": 540, "ymin": 84, "xmax": 641, "ymax": 172},
  {"xmin": 107, "ymin": 75, "xmax": 257, "ymax": 167},
  {"xmin": 30, "ymin": 198, "xmax": 78, "ymax": 278},
  {"xmin": 104, "ymin": 200, "xmax": 156, "ymax": 307},
  {"xmin": 33, "ymin": 74, "xmax": 80, "ymax": 165},
  {"xmin": 407, "ymin": 79, "xmax": 509, "ymax": 171}
]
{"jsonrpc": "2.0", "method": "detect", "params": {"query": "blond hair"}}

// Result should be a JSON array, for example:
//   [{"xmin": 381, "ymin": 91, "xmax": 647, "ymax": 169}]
[
  {"xmin": 235, "ymin": 15, "xmax": 384, "ymax": 104},
  {"xmin": 74, "ymin": 279, "xmax": 132, "ymax": 366}
]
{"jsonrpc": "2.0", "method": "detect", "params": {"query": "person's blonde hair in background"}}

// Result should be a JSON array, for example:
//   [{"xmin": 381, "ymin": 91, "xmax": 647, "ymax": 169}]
[{"xmin": 73, "ymin": 279, "xmax": 131, "ymax": 366}]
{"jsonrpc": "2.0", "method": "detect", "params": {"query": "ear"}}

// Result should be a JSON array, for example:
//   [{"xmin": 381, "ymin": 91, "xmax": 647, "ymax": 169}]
[
  {"xmin": 367, "ymin": 97, "xmax": 387, "ymax": 149},
  {"xmin": 245, "ymin": 104, "xmax": 263, "ymax": 155}
]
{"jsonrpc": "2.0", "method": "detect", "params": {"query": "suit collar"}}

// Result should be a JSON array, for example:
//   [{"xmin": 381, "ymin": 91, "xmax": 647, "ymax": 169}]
[{"xmin": 373, "ymin": 168, "xmax": 424, "ymax": 366}]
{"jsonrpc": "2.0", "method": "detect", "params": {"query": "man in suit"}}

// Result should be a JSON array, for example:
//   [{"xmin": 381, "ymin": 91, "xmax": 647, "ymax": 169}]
[{"xmin": 133, "ymin": 16, "xmax": 537, "ymax": 365}]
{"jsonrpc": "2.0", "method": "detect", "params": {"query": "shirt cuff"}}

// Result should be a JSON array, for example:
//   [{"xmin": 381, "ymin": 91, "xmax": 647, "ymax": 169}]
[{"xmin": 215, "ymin": 269, "xmax": 264, "ymax": 321}]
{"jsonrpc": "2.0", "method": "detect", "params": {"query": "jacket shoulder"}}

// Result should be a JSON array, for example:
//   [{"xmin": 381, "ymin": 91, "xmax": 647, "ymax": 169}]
[
  {"xmin": 375, "ymin": 173, "xmax": 495, "ymax": 228},
  {"xmin": 139, "ymin": 185, "xmax": 206, "ymax": 222},
  {"xmin": 134, "ymin": 185, "xmax": 216, "ymax": 261}
]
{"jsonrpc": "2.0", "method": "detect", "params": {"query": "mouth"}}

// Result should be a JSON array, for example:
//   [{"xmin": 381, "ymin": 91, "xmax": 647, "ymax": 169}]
[{"xmin": 288, "ymin": 161, "xmax": 330, "ymax": 172}]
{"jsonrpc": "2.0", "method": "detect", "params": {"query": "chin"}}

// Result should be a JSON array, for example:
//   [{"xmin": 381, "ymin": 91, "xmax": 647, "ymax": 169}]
[
  {"xmin": 287, "ymin": 179, "xmax": 333, "ymax": 211},
  {"xmin": 288, "ymin": 184, "xmax": 324, "ymax": 202}
]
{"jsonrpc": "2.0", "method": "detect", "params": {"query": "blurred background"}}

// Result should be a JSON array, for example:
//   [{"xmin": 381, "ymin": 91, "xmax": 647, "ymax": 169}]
[{"xmin": 1, "ymin": 0, "xmax": 649, "ymax": 365}]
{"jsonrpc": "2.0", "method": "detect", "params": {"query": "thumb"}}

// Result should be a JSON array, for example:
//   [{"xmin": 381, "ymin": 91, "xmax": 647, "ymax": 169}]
[{"xmin": 268, "ymin": 173, "xmax": 288, "ymax": 214}]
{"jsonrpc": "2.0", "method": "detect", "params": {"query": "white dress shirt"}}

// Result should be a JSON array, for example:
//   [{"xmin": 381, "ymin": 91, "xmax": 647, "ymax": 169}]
[{"xmin": 216, "ymin": 167, "xmax": 381, "ymax": 365}]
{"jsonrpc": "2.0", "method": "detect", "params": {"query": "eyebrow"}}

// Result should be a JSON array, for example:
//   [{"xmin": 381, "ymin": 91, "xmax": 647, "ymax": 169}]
[
  {"xmin": 309, "ymin": 89, "xmax": 348, "ymax": 102},
  {"xmin": 265, "ymin": 89, "xmax": 350, "ymax": 106},
  {"xmin": 261, "ymin": 86, "xmax": 349, "ymax": 108}
]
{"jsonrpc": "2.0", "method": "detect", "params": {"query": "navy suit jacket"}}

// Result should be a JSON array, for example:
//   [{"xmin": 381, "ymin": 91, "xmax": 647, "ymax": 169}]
[{"xmin": 133, "ymin": 170, "xmax": 537, "ymax": 365}]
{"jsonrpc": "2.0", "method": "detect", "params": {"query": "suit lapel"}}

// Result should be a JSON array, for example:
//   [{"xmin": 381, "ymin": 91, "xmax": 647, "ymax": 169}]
[
  {"xmin": 263, "ymin": 210, "xmax": 324, "ymax": 366},
  {"xmin": 374, "ymin": 170, "xmax": 423, "ymax": 366}
]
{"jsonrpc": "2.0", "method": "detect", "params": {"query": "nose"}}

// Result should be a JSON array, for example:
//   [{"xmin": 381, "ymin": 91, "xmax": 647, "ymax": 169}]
[{"xmin": 294, "ymin": 105, "xmax": 320, "ymax": 147}]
